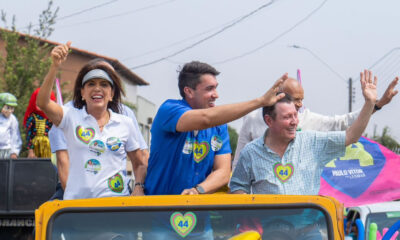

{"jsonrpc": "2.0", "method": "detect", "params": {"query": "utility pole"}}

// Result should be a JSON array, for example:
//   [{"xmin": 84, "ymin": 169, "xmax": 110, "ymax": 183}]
[
  {"xmin": 348, "ymin": 78, "xmax": 355, "ymax": 112},
  {"xmin": 348, "ymin": 78, "xmax": 352, "ymax": 112}
]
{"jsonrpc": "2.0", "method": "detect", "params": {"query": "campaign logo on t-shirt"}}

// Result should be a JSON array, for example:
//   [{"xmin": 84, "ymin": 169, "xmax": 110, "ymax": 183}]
[
  {"xmin": 106, "ymin": 137, "xmax": 122, "ymax": 151},
  {"xmin": 89, "ymin": 140, "xmax": 105, "ymax": 156},
  {"xmin": 182, "ymin": 137, "xmax": 193, "ymax": 154},
  {"xmin": 75, "ymin": 126, "xmax": 95, "ymax": 144},
  {"xmin": 211, "ymin": 135, "xmax": 223, "ymax": 151},
  {"xmin": 108, "ymin": 173, "xmax": 124, "ymax": 193},
  {"xmin": 84, "ymin": 159, "xmax": 101, "ymax": 174}
]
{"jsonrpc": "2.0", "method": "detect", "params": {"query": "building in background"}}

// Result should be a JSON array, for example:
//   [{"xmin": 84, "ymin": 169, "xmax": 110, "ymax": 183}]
[{"xmin": 136, "ymin": 95, "xmax": 156, "ymax": 147}]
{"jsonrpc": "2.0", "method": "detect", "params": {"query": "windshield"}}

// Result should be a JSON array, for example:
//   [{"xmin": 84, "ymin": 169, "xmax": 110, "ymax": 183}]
[
  {"xmin": 48, "ymin": 205, "xmax": 331, "ymax": 240},
  {"xmin": 366, "ymin": 211, "xmax": 400, "ymax": 239}
]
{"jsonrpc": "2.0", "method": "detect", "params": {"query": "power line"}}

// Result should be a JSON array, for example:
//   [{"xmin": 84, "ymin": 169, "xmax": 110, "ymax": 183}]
[
  {"xmin": 57, "ymin": 0, "xmax": 178, "ymax": 29},
  {"xmin": 353, "ymin": 50, "xmax": 400, "ymax": 104},
  {"xmin": 377, "ymin": 51, "xmax": 400, "ymax": 85},
  {"xmin": 290, "ymin": 44, "xmax": 346, "ymax": 82},
  {"xmin": 129, "ymin": 0, "xmax": 277, "ymax": 70},
  {"xmin": 211, "ymin": 0, "xmax": 328, "ymax": 65},
  {"xmin": 122, "ymin": 17, "xmax": 239, "ymax": 61},
  {"xmin": 371, "ymin": 49, "xmax": 398, "ymax": 79},
  {"xmin": 57, "ymin": 0, "xmax": 118, "ymax": 21},
  {"xmin": 22, "ymin": 0, "xmax": 119, "ymax": 29},
  {"xmin": 351, "ymin": 47, "xmax": 400, "ymax": 81},
  {"xmin": 369, "ymin": 48, "xmax": 400, "ymax": 69},
  {"xmin": 375, "ymin": 52, "xmax": 399, "ymax": 81}
]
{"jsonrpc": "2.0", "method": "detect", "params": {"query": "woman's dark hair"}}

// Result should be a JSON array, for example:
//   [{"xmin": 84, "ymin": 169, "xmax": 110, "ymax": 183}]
[
  {"xmin": 73, "ymin": 58, "xmax": 125, "ymax": 113},
  {"xmin": 178, "ymin": 61, "xmax": 219, "ymax": 99}
]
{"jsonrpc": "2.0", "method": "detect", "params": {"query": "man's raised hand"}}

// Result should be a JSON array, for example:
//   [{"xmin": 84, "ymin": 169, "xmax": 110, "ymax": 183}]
[
  {"xmin": 376, "ymin": 76, "xmax": 399, "ymax": 108},
  {"xmin": 360, "ymin": 69, "xmax": 378, "ymax": 104},
  {"xmin": 259, "ymin": 73, "xmax": 288, "ymax": 107}
]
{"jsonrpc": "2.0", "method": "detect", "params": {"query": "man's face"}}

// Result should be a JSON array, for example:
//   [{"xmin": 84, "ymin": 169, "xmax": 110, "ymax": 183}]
[
  {"xmin": 285, "ymin": 88, "xmax": 304, "ymax": 111},
  {"xmin": 188, "ymin": 74, "xmax": 219, "ymax": 109},
  {"xmin": 1, "ymin": 104, "xmax": 14, "ymax": 118},
  {"xmin": 266, "ymin": 102, "xmax": 298, "ymax": 141}
]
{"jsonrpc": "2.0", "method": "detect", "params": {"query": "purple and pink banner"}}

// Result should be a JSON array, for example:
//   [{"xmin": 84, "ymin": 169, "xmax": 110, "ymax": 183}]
[{"xmin": 319, "ymin": 137, "xmax": 400, "ymax": 207}]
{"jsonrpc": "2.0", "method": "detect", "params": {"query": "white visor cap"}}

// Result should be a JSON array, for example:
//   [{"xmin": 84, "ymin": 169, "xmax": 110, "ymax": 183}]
[{"xmin": 82, "ymin": 69, "xmax": 114, "ymax": 87}]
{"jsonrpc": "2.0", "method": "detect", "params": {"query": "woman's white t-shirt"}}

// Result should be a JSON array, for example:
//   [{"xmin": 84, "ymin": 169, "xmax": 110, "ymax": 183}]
[{"xmin": 58, "ymin": 106, "xmax": 140, "ymax": 200}]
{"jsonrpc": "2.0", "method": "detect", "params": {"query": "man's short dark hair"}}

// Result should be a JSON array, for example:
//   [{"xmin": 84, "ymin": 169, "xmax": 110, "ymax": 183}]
[
  {"xmin": 262, "ymin": 93, "xmax": 293, "ymax": 120},
  {"xmin": 178, "ymin": 61, "xmax": 220, "ymax": 98}
]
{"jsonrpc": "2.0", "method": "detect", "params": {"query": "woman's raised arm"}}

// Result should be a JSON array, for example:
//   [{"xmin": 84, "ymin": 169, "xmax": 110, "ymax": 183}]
[{"xmin": 37, "ymin": 41, "xmax": 71, "ymax": 126}]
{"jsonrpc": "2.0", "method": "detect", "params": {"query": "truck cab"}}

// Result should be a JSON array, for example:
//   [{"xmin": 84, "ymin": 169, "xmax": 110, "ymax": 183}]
[{"xmin": 35, "ymin": 194, "xmax": 345, "ymax": 240}]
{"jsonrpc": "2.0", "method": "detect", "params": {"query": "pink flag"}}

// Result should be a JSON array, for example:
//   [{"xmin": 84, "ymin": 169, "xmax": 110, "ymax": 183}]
[
  {"xmin": 297, "ymin": 69, "xmax": 305, "ymax": 112},
  {"xmin": 55, "ymin": 78, "xmax": 63, "ymax": 105},
  {"xmin": 297, "ymin": 69, "xmax": 302, "ymax": 85}
]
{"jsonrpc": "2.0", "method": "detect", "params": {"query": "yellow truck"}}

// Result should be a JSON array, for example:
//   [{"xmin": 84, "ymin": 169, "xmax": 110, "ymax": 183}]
[{"xmin": 35, "ymin": 194, "xmax": 345, "ymax": 240}]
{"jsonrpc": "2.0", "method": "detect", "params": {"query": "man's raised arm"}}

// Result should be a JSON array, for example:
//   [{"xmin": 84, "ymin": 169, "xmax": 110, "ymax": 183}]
[
  {"xmin": 345, "ymin": 70, "xmax": 379, "ymax": 146},
  {"xmin": 177, "ymin": 74, "xmax": 288, "ymax": 132}
]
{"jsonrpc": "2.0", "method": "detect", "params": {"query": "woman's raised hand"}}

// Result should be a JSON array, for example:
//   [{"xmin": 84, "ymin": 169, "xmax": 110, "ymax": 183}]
[{"xmin": 51, "ymin": 41, "xmax": 71, "ymax": 67}]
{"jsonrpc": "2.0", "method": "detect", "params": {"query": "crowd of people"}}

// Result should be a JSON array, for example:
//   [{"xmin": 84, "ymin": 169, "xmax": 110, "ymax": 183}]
[{"xmin": 1, "ymin": 41, "xmax": 399, "ymax": 201}]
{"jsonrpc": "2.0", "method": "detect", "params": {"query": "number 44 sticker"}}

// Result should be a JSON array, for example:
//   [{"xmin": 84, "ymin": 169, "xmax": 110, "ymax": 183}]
[{"xmin": 170, "ymin": 212, "xmax": 197, "ymax": 238}]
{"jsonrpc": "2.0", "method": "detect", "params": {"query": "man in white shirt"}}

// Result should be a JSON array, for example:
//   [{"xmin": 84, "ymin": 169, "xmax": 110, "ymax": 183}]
[{"xmin": 232, "ymin": 76, "xmax": 398, "ymax": 170}]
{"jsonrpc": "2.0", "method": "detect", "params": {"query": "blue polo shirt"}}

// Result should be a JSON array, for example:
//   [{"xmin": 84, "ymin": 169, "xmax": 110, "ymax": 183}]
[{"xmin": 145, "ymin": 99, "xmax": 231, "ymax": 195}]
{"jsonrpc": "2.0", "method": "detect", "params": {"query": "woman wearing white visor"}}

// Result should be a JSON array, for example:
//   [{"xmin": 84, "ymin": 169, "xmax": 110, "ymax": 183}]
[{"xmin": 37, "ymin": 41, "xmax": 147, "ymax": 200}]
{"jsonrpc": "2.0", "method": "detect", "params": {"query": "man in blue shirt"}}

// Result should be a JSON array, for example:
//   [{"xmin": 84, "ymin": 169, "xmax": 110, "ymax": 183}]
[
  {"xmin": 145, "ymin": 61, "xmax": 289, "ymax": 195},
  {"xmin": 230, "ymin": 70, "xmax": 379, "ymax": 195}
]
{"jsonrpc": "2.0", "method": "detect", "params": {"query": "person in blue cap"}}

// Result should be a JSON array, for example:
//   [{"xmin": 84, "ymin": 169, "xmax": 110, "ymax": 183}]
[{"xmin": 0, "ymin": 92, "xmax": 22, "ymax": 158}]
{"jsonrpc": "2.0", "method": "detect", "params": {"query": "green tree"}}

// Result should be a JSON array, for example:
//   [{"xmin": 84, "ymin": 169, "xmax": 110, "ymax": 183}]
[
  {"xmin": 228, "ymin": 125, "xmax": 238, "ymax": 158},
  {"xmin": 371, "ymin": 126, "xmax": 400, "ymax": 154},
  {"xmin": 0, "ymin": 1, "xmax": 58, "ymax": 156}
]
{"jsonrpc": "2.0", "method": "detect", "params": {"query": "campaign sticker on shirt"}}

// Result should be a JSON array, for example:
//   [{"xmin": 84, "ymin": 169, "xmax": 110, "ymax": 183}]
[
  {"xmin": 193, "ymin": 141, "xmax": 210, "ymax": 163},
  {"xmin": 107, "ymin": 173, "xmax": 124, "ymax": 193},
  {"xmin": 75, "ymin": 126, "xmax": 95, "ymax": 144},
  {"xmin": 89, "ymin": 140, "xmax": 105, "ymax": 156},
  {"xmin": 182, "ymin": 137, "xmax": 193, "ymax": 154},
  {"xmin": 106, "ymin": 137, "xmax": 122, "ymax": 151},
  {"xmin": 273, "ymin": 162, "xmax": 294, "ymax": 183},
  {"xmin": 84, "ymin": 159, "xmax": 101, "ymax": 175},
  {"xmin": 211, "ymin": 135, "xmax": 223, "ymax": 151}
]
